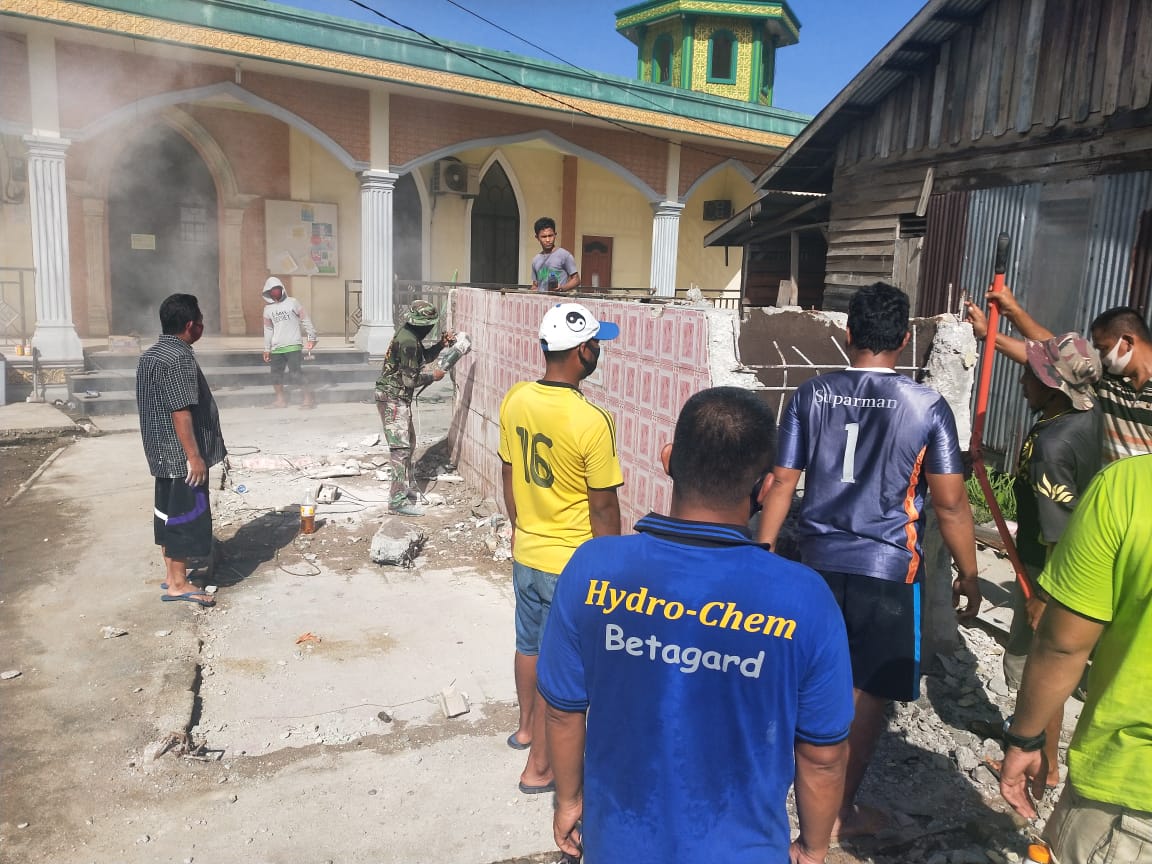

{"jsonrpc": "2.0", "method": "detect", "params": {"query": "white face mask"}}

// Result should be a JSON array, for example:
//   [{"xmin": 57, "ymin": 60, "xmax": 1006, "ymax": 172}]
[{"xmin": 1102, "ymin": 338, "xmax": 1132, "ymax": 375}]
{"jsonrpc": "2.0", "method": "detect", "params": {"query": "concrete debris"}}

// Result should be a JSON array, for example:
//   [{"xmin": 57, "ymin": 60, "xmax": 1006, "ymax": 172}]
[
  {"xmin": 374, "ymin": 468, "xmax": 393, "ymax": 482},
  {"xmin": 478, "ymin": 513, "xmax": 512, "ymax": 560},
  {"xmin": 434, "ymin": 473, "xmax": 464, "ymax": 483},
  {"xmin": 310, "ymin": 462, "xmax": 361, "ymax": 479},
  {"xmin": 423, "ymin": 492, "xmax": 446, "ymax": 507},
  {"xmin": 438, "ymin": 684, "xmax": 470, "ymax": 718},
  {"xmin": 369, "ymin": 520, "xmax": 426, "ymax": 567},
  {"xmin": 101, "ymin": 626, "xmax": 128, "ymax": 639},
  {"xmin": 359, "ymin": 433, "xmax": 380, "ymax": 447},
  {"xmin": 1, "ymin": 670, "xmax": 22, "ymax": 680}
]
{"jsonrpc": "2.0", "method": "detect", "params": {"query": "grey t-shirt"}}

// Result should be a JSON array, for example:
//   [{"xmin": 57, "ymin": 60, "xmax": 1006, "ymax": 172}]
[{"xmin": 532, "ymin": 248, "xmax": 578, "ymax": 291}]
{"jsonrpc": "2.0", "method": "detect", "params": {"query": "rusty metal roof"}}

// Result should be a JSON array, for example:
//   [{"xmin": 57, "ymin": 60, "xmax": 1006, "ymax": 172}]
[{"xmin": 756, "ymin": 0, "xmax": 995, "ymax": 193}]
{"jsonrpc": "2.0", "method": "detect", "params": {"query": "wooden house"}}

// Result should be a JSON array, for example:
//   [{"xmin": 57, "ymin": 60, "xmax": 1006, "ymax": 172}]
[{"xmin": 707, "ymin": 0, "xmax": 1152, "ymax": 461}]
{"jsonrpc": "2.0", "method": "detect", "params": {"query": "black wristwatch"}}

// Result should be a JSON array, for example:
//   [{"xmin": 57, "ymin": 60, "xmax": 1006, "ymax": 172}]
[{"xmin": 1003, "ymin": 728, "xmax": 1047, "ymax": 752}]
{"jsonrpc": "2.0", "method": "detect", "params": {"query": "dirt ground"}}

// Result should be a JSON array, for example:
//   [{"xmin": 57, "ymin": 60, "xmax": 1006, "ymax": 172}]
[
  {"xmin": 0, "ymin": 437, "xmax": 71, "ymax": 503},
  {"xmin": 0, "ymin": 391, "xmax": 1063, "ymax": 864}
]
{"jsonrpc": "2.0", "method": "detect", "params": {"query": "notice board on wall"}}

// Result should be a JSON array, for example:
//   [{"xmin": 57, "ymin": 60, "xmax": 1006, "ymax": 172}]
[{"xmin": 265, "ymin": 200, "xmax": 339, "ymax": 276}]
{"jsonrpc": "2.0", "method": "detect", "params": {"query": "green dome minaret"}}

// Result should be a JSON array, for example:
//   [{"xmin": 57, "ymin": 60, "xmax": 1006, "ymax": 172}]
[{"xmin": 615, "ymin": 1, "xmax": 801, "ymax": 105}]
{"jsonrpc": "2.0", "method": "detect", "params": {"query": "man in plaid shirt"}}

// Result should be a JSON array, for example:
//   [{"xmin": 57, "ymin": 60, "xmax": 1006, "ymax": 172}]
[{"xmin": 136, "ymin": 294, "xmax": 227, "ymax": 608}]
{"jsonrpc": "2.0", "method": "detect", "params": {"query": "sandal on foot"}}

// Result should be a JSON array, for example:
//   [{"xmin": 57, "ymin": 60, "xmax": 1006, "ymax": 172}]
[{"xmin": 161, "ymin": 592, "xmax": 215, "ymax": 608}]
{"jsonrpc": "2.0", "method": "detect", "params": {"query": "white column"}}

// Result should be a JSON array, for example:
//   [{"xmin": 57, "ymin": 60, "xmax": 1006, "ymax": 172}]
[
  {"xmin": 25, "ymin": 135, "xmax": 83, "ymax": 362},
  {"xmin": 355, "ymin": 169, "xmax": 397, "ymax": 354},
  {"xmin": 222, "ymin": 208, "xmax": 248, "ymax": 334},
  {"xmin": 650, "ymin": 201, "xmax": 684, "ymax": 298},
  {"xmin": 81, "ymin": 197, "xmax": 109, "ymax": 337}
]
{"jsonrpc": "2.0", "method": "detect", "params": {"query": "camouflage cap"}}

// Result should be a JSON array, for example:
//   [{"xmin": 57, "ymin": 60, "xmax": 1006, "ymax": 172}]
[
  {"xmin": 1025, "ymin": 332, "xmax": 1101, "ymax": 411},
  {"xmin": 406, "ymin": 300, "xmax": 439, "ymax": 327}
]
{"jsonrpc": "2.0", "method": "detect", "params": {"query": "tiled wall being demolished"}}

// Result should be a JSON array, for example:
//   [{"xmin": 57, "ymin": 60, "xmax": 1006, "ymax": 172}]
[{"xmin": 447, "ymin": 288, "xmax": 719, "ymax": 531}]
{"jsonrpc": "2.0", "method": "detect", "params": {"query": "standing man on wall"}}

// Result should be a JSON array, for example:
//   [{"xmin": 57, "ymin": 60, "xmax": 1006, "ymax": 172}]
[
  {"xmin": 261, "ymin": 276, "xmax": 317, "ymax": 409},
  {"xmin": 136, "ymin": 293, "xmax": 227, "ymax": 608},
  {"xmin": 539, "ymin": 386, "xmax": 853, "ymax": 864},
  {"xmin": 758, "ymin": 281, "xmax": 981, "ymax": 839},
  {"xmin": 498, "ymin": 302, "xmax": 622, "ymax": 795},
  {"xmin": 374, "ymin": 300, "xmax": 455, "ymax": 517},
  {"xmin": 530, "ymin": 217, "xmax": 580, "ymax": 293},
  {"xmin": 999, "ymin": 454, "xmax": 1152, "ymax": 864}
]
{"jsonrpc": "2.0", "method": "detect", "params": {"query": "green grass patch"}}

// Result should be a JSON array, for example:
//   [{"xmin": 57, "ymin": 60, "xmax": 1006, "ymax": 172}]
[{"xmin": 966, "ymin": 469, "xmax": 1017, "ymax": 525}]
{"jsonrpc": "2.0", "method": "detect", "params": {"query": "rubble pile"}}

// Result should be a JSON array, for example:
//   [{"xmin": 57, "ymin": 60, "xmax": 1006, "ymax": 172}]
[{"xmin": 810, "ymin": 624, "xmax": 1071, "ymax": 864}]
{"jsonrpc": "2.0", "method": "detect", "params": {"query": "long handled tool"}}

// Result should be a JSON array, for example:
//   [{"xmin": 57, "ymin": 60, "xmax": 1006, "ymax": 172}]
[{"xmin": 970, "ymin": 232, "xmax": 1033, "ymax": 599}]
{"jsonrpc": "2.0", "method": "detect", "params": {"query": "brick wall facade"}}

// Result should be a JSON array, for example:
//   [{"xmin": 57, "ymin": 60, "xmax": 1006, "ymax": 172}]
[
  {"xmin": 390, "ymin": 95, "xmax": 669, "ymax": 194},
  {"xmin": 447, "ymin": 288, "xmax": 719, "ymax": 530}
]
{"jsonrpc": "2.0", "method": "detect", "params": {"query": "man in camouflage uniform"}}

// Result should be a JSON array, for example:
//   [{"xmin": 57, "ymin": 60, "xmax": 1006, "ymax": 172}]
[{"xmin": 374, "ymin": 299, "xmax": 455, "ymax": 516}]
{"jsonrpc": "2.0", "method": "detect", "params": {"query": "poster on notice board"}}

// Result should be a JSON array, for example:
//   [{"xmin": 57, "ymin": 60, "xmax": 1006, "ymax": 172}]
[{"xmin": 265, "ymin": 200, "xmax": 339, "ymax": 277}]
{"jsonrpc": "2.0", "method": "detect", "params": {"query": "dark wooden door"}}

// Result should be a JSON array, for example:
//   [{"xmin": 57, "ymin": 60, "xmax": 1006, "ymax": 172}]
[
  {"xmin": 582, "ymin": 236, "xmax": 613, "ymax": 289},
  {"xmin": 470, "ymin": 162, "xmax": 519, "ymax": 285}
]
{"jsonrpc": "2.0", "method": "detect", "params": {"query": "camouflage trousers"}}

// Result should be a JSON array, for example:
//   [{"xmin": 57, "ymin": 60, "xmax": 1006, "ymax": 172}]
[{"xmin": 375, "ymin": 393, "xmax": 414, "ymax": 507}]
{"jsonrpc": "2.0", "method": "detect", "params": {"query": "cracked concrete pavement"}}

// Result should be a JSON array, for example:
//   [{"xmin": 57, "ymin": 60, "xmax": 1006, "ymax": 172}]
[{"xmin": 0, "ymin": 382, "xmax": 562, "ymax": 864}]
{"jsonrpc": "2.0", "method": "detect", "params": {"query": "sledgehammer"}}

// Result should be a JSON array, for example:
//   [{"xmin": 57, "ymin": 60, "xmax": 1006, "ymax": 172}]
[{"xmin": 970, "ymin": 233, "xmax": 1033, "ymax": 600}]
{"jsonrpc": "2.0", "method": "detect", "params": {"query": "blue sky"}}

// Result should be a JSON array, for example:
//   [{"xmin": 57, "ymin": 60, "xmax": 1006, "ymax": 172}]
[{"xmin": 273, "ymin": 0, "xmax": 927, "ymax": 116}]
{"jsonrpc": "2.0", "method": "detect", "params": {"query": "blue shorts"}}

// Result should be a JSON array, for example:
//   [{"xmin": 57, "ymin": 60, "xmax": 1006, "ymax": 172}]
[
  {"xmin": 514, "ymin": 561, "xmax": 560, "ymax": 656},
  {"xmin": 820, "ymin": 570, "xmax": 921, "ymax": 702}
]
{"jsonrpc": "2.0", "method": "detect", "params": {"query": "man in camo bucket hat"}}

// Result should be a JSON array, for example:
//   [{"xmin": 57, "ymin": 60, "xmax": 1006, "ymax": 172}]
[
  {"xmin": 374, "ymin": 300, "xmax": 456, "ymax": 516},
  {"xmin": 1025, "ymin": 332, "xmax": 1101, "ymax": 411},
  {"xmin": 976, "ymin": 332, "xmax": 1102, "ymax": 788}
]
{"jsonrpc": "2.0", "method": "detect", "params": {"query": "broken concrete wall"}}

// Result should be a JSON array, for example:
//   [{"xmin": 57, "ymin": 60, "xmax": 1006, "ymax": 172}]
[
  {"xmin": 447, "ymin": 289, "xmax": 757, "ymax": 531},
  {"xmin": 739, "ymin": 306, "xmax": 979, "ymax": 653},
  {"xmin": 738, "ymin": 306, "xmax": 977, "ymax": 445},
  {"xmin": 448, "ymin": 292, "xmax": 978, "ymax": 652}
]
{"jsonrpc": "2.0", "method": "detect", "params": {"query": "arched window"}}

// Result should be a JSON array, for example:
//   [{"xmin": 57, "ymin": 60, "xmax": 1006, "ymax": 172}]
[
  {"xmin": 708, "ymin": 29, "xmax": 736, "ymax": 83},
  {"xmin": 652, "ymin": 34, "xmax": 673, "ymax": 85}
]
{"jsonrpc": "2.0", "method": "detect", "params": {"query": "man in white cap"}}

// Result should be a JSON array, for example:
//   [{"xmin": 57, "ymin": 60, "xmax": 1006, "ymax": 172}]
[{"xmin": 498, "ymin": 302, "xmax": 623, "ymax": 794}]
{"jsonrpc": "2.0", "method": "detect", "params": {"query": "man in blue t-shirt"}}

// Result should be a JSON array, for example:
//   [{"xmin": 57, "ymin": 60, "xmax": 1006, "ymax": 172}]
[
  {"xmin": 539, "ymin": 387, "xmax": 853, "ymax": 864},
  {"xmin": 758, "ymin": 282, "xmax": 981, "ymax": 840}
]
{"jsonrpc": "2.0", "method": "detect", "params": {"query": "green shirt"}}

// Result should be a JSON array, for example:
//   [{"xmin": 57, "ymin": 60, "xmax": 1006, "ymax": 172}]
[{"xmin": 1039, "ymin": 454, "xmax": 1152, "ymax": 811}]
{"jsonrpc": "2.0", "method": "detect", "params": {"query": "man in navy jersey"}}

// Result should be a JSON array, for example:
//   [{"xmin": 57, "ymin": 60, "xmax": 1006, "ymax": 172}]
[
  {"xmin": 539, "ymin": 387, "xmax": 853, "ymax": 864},
  {"xmin": 758, "ymin": 282, "xmax": 981, "ymax": 839}
]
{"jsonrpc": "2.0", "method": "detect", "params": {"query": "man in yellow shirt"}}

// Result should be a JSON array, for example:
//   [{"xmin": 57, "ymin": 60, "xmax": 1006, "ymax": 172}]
[{"xmin": 498, "ymin": 303, "xmax": 623, "ymax": 794}]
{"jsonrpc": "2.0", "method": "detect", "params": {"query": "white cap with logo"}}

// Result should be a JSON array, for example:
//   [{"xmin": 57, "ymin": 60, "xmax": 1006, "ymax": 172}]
[{"xmin": 538, "ymin": 303, "xmax": 620, "ymax": 352}]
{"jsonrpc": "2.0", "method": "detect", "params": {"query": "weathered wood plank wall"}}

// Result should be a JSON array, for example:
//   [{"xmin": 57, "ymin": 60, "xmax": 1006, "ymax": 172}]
[{"xmin": 822, "ymin": 0, "xmax": 1152, "ymax": 304}]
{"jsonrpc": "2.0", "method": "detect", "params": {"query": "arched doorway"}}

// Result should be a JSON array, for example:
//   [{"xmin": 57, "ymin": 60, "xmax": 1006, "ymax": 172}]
[
  {"xmin": 394, "ymin": 173, "xmax": 422, "ymax": 282},
  {"xmin": 108, "ymin": 127, "xmax": 220, "ymax": 334},
  {"xmin": 470, "ymin": 162, "xmax": 519, "ymax": 285}
]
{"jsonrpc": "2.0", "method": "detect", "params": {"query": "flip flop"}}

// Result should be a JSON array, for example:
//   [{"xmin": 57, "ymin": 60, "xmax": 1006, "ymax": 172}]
[
  {"xmin": 161, "ymin": 592, "xmax": 215, "ymax": 608},
  {"xmin": 518, "ymin": 780, "xmax": 556, "ymax": 795},
  {"xmin": 507, "ymin": 732, "xmax": 531, "ymax": 751}
]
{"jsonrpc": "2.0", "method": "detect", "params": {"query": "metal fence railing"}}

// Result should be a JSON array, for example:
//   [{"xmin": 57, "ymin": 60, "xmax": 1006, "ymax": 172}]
[{"xmin": 0, "ymin": 267, "xmax": 35, "ymax": 341}]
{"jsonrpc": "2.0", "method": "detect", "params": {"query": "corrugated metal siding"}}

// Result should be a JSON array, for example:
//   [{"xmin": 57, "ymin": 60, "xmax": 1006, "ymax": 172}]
[
  {"xmin": 1080, "ymin": 172, "xmax": 1152, "ymax": 329},
  {"xmin": 961, "ymin": 173, "xmax": 1152, "ymax": 469},
  {"xmin": 918, "ymin": 190, "xmax": 970, "ymax": 316},
  {"xmin": 961, "ymin": 185, "xmax": 1040, "ymax": 467}
]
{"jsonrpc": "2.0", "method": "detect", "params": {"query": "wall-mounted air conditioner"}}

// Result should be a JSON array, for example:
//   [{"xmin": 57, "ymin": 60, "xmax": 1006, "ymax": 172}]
[
  {"xmin": 703, "ymin": 199, "xmax": 733, "ymax": 221},
  {"xmin": 432, "ymin": 160, "xmax": 480, "ymax": 197}
]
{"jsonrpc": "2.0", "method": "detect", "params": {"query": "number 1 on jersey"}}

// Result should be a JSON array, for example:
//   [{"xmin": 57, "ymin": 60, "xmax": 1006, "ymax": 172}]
[{"xmin": 842, "ymin": 422, "xmax": 859, "ymax": 484}]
